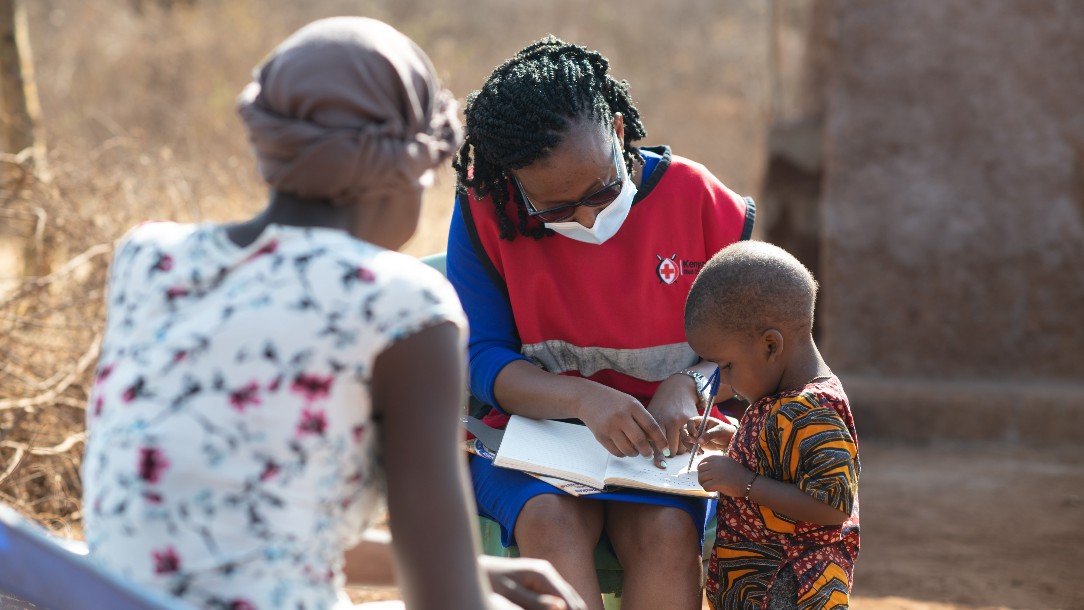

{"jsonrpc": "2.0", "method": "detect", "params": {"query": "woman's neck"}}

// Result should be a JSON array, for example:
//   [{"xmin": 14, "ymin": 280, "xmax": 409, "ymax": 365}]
[{"xmin": 224, "ymin": 192, "xmax": 351, "ymax": 247}]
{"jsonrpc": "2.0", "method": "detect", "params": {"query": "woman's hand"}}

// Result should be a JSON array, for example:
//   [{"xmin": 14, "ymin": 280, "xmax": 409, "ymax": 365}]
[
  {"xmin": 490, "ymin": 360, "xmax": 666, "ymax": 460},
  {"xmin": 572, "ymin": 380, "xmax": 669, "ymax": 459},
  {"xmin": 645, "ymin": 373, "xmax": 703, "ymax": 464},
  {"xmin": 480, "ymin": 556, "xmax": 587, "ymax": 610}
]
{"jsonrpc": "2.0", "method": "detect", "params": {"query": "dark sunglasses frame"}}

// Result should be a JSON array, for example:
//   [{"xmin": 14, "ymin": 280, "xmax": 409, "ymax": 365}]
[{"xmin": 514, "ymin": 133, "xmax": 625, "ymax": 223}]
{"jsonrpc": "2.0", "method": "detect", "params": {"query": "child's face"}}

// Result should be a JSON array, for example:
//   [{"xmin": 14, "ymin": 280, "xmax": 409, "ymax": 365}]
[{"xmin": 687, "ymin": 323, "xmax": 781, "ymax": 406}]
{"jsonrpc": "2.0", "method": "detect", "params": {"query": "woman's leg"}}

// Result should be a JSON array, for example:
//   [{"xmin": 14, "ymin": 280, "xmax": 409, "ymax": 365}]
[
  {"xmin": 514, "ymin": 494, "xmax": 606, "ymax": 610},
  {"xmin": 605, "ymin": 502, "xmax": 703, "ymax": 610}
]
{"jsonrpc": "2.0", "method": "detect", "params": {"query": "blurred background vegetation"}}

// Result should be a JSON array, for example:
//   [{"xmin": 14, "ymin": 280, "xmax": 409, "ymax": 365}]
[{"xmin": 1, "ymin": 0, "xmax": 813, "ymax": 533}]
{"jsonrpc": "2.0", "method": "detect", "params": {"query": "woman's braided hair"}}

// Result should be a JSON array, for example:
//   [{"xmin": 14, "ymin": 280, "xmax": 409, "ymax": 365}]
[{"xmin": 453, "ymin": 36, "xmax": 647, "ymax": 240}]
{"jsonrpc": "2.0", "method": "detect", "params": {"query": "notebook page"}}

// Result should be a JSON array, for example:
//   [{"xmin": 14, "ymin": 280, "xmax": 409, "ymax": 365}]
[
  {"xmin": 494, "ymin": 416, "xmax": 610, "ymax": 487},
  {"xmin": 602, "ymin": 450, "xmax": 718, "ymax": 496}
]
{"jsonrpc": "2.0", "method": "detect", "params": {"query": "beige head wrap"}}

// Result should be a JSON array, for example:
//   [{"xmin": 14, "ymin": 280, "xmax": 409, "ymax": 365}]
[{"xmin": 237, "ymin": 17, "xmax": 462, "ymax": 205}]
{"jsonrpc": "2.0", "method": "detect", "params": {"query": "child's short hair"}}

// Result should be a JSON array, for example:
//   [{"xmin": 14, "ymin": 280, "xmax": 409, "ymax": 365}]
[{"xmin": 685, "ymin": 241, "xmax": 818, "ymax": 336}]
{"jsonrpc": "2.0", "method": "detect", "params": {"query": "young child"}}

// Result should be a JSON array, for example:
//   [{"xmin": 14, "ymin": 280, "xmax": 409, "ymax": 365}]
[{"xmin": 683, "ymin": 241, "xmax": 860, "ymax": 610}]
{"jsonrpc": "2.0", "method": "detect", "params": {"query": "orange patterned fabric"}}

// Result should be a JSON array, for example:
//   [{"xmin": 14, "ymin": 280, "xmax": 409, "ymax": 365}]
[{"xmin": 706, "ymin": 376, "xmax": 860, "ymax": 610}]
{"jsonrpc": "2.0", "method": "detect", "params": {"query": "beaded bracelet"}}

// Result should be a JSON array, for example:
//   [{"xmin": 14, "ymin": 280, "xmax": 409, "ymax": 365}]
[{"xmin": 744, "ymin": 472, "xmax": 759, "ymax": 499}]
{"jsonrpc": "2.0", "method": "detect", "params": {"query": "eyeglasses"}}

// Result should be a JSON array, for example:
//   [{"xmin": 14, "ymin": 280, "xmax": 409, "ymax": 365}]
[{"xmin": 513, "ymin": 132, "xmax": 625, "ymax": 223}]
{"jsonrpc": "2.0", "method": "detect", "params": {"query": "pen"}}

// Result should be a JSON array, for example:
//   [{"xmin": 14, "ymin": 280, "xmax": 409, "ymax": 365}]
[{"xmin": 687, "ymin": 366, "xmax": 721, "ymax": 470}]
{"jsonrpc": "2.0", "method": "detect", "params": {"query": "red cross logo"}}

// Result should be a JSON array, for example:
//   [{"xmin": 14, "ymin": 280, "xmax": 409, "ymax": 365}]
[{"xmin": 656, "ymin": 253, "xmax": 680, "ymax": 285}]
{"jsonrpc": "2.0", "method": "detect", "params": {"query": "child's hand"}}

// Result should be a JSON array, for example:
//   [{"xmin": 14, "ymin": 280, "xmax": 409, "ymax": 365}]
[
  {"xmin": 681, "ymin": 416, "xmax": 736, "ymax": 452},
  {"xmin": 696, "ymin": 454, "xmax": 757, "ymax": 497}
]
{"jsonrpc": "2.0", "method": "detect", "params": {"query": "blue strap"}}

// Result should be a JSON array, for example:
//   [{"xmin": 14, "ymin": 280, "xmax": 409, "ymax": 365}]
[{"xmin": 0, "ymin": 522, "xmax": 9, "ymax": 552}]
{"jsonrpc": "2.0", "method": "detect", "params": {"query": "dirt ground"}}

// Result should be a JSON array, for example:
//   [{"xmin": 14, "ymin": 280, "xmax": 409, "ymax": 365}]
[
  {"xmin": 849, "ymin": 439, "xmax": 1084, "ymax": 610},
  {"xmin": 350, "ymin": 439, "xmax": 1084, "ymax": 610}
]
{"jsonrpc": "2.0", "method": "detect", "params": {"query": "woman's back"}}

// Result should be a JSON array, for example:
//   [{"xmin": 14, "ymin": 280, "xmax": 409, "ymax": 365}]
[{"xmin": 83, "ymin": 221, "xmax": 463, "ymax": 609}]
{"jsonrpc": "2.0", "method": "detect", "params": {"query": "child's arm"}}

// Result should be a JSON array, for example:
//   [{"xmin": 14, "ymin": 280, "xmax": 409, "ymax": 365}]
[{"xmin": 697, "ymin": 455, "xmax": 850, "ymax": 526}]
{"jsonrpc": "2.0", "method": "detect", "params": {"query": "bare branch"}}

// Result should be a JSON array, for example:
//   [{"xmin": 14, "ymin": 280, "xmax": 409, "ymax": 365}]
[
  {"xmin": 0, "ymin": 431, "xmax": 86, "ymax": 456},
  {"xmin": 0, "ymin": 333, "xmax": 100, "ymax": 411},
  {"xmin": 0, "ymin": 445, "xmax": 27, "ymax": 484},
  {"xmin": 0, "ymin": 242, "xmax": 112, "ymax": 307}
]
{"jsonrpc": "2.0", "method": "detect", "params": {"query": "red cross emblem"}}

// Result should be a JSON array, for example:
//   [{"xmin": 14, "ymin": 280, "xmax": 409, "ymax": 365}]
[{"xmin": 656, "ymin": 253, "xmax": 680, "ymax": 285}]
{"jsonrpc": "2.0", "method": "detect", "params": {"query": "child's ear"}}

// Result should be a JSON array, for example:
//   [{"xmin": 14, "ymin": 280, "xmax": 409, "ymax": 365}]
[{"xmin": 761, "ymin": 329, "xmax": 784, "ymax": 362}]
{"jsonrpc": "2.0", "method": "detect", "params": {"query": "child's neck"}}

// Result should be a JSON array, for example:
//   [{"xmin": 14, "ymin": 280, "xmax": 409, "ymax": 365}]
[{"xmin": 774, "ymin": 336, "xmax": 832, "ymax": 395}]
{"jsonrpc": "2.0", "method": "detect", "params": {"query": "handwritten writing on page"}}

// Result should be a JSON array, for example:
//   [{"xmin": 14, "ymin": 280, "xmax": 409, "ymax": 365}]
[{"xmin": 604, "ymin": 451, "xmax": 716, "ymax": 496}]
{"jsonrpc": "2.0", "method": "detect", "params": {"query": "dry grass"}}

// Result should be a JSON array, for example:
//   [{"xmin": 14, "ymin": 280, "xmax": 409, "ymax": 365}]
[{"xmin": 0, "ymin": 0, "xmax": 811, "ymax": 542}]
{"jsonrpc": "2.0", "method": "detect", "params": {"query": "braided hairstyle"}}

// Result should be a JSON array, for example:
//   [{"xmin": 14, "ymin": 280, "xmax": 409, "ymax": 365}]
[{"xmin": 453, "ymin": 36, "xmax": 647, "ymax": 240}]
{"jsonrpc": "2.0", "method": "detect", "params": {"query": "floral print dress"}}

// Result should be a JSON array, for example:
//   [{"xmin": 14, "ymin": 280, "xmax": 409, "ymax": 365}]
[{"xmin": 82, "ymin": 222, "xmax": 466, "ymax": 610}]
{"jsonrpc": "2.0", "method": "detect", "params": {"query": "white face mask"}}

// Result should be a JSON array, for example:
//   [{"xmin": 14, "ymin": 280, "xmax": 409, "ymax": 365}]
[{"xmin": 544, "ymin": 172, "xmax": 637, "ymax": 245}]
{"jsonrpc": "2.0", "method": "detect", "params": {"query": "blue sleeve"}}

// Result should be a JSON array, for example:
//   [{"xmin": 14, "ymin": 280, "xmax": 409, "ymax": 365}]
[{"xmin": 446, "ymin": 195, "xmax": 530, "ymax": 411}]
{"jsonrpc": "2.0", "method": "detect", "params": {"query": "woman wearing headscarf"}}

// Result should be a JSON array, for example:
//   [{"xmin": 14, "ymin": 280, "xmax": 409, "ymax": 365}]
[{"xmin": 81, "ymin": 17, "xmax": 583, "ymax": 610}]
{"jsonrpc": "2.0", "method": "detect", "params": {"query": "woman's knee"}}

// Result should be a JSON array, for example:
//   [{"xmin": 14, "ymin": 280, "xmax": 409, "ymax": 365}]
[
  {"xmin": 515, "ymin": 494, "xmax": 603, "ymax": 549},
  {"xmin": 607, "ymin": 504, "xmax": 699, "ymax": 563}
]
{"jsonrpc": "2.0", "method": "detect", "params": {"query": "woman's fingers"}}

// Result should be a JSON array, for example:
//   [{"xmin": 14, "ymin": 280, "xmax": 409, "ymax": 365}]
[
  {"xmin": 598, "ymin": 435, "xmax": 631, "ymax": 458},
  {"xmin": 664, "ymin": 418, "xmax": 684, "ymax": 458},
  {"xmin": 620, "ymin": 429, "xmax": 648, "ymax": 457},
  {"xmin": 630, "ymin": 405, "xmax": 668, "ymax": 456}
]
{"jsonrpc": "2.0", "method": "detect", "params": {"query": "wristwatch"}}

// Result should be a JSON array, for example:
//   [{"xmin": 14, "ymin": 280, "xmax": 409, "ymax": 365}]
[{"xmin": 673, "ymin": 368, "xmax": 707, "ymax": 394}]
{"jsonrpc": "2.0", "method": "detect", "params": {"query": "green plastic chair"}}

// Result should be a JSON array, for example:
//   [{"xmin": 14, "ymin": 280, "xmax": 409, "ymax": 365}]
[
  {"xmin": 421, "ymin": 251, "xmax": 717, "ymax": 609},
  {"xmin": 478, "ymin": 513, "xmax": 717, "ymax": 610}
]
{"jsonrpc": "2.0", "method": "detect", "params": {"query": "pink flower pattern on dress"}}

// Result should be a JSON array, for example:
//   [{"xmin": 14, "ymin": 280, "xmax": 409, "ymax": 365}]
[
  {"xmin": 138, "ymin": 447, "xmax": 169, "ymax": 483},
  {"xmin": 355, "ymin": 266, "xmax": 376, "ymax": 282},
  {"xmin": 244, "ymin": 239, "xmax": 279, "ymax": 262},
  {"xmin": 153, "ymin": 254, "xmax": 173, "ymax": 272},
  {"xmin": 152, "ymin": 546, "xmax": 180, "ymax": 574},
  {"xmin": 296, "ymin": 408, "xmax": 328, "ymax": 437},
  {"xmin": 165, "ymin": 286, "xmax": 189, "ymax": 300},
  {"xmin": 291, "ymin": 373, "xmax": 333, "ymax": 402},
  {"xmin": 229, "ymin": 381, "xmax": 262, "ymax": 412}
]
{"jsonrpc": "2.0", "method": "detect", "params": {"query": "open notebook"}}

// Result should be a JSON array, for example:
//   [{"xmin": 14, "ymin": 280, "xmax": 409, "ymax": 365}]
[{"xmin": 493, "ymin": 415, "xmax": 719, "ymax": 498}]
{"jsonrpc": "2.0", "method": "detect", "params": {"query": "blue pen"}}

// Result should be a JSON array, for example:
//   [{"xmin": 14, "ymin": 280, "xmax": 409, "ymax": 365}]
[{"xmin": 687, "ymin": 367, "xmax": 721, "ymax": 470}]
